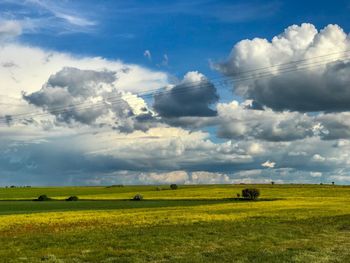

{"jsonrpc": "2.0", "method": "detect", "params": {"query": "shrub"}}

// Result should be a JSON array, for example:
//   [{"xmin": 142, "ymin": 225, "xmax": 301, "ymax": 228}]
[
  {"xmin": 66, "ymin": 196, "xmax": 79, "ymax": 201},
  {"xmin": 236, "ymin": 193, "xmax": 240, "ymax": 198},
  {"xmin": 170, "ymin": 184, "xmax": 178, "ymax": 190},
  {"xmin": 106, "ymin": 184, "xmax": 124, "ymax": 188},
  {"xmin": 156, "ymin": 186, "xmax": 162, "ymax": 191},
  {"xmin": 132, "ymin": 194, "xmax": 143, "ymax": 201},
  {"xmin": 242, "ymin": 188, "xmax": 260, "ymax": 200},
  {"xmin": 36, "ymin": 195, "xmax": 51, "ymax": 201}
]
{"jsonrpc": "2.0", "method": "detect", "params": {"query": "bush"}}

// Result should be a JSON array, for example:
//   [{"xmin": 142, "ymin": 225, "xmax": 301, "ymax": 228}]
[
  {"xmin": 36, "ymin": 195, "xmax": 51, "ymax": 201},
  {"xmin": 106, "ymin": 184, "xmax": 124, "ymax": 188},
  {"xmin": 132, "ymin": 194, "xmax": 143, "ymax": 201},
  {"xmin": 236, "ymin": 193, "xmax": 240, "ymax": 198},
  {"xmin": 156, "ymin": 186, "xmax": 162, "ymax": 191},
  {"xmin": 170, "ymin": 184, "xmax": 178, "ymax": 190},
  {"xmin": 242, "ymin": 188, "xmax": 260, "ymax": 200},
  {"xmin": 66, "ymin": 196, "xmax": 79, "ymax": 201}
]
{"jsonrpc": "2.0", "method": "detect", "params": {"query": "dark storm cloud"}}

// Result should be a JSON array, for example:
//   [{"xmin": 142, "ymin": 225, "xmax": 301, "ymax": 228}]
[
  {"xmin": 153, "ymin": 71, "xmax": 219, "ymax": 118},
  {"xmin": 243, "ymin": 100, "xmax": 264, "ymax": 110},
  {"xmin": 23, "ymin": 67, "xmax": 134, "ymax": 125},
  {"xmin": 240, "ymin": 61, "xmax": 350, "ymax": 112},
  {"xmin": 1, "ymin": 134, "xmax": 350, "ymax": 185},
  {"xmin": 315, "ymin": 113, "xmax": 350, "ymax": 140},
  {"xmin": 46, "ymin": 67, "xmax": 116, "ymax": 96},
  {"xmin": 0, "ymin": 132, "xmax": 251, "ymax": 185}
]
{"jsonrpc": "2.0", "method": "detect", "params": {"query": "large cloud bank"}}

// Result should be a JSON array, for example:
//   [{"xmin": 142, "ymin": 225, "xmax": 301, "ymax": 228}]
[
  {"xmin": 218, "ymin": 23, "xmax": 350, "ymax": 112},
  {"xmin": 1, "ymin": 22, "xmax": 350, "ymax": 185}
]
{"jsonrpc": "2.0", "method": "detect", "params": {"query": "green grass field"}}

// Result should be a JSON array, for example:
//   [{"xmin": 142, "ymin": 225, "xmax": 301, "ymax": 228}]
[{"xmin": 0, "ymin": 184, "xmax": 349, "ymax": 262}]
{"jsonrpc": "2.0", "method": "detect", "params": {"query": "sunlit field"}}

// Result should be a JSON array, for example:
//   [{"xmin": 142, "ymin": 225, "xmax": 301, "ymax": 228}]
[{"xmin": 0, "ymin": 184, "xmax": 349, "ymax": 262}]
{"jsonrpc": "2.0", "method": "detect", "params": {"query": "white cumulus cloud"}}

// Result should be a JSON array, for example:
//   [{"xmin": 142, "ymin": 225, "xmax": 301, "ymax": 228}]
[
  {"xmin": 218, "ymin": 23, "xmax": 350, "ymax": 112},
  {"xmin": 261, "ymin": 160, "xmax": 276, "ymax": 168}
]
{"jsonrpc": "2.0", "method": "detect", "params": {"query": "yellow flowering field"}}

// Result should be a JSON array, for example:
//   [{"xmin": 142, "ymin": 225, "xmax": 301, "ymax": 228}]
[{"xmin": 0, "ymin": 185, "xmax": 349, "ymax": 262}]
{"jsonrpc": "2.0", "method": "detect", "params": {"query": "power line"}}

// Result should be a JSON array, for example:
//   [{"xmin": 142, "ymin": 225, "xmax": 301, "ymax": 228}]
[
  {"xmin": 227, "ymin": 49, "xmax": 350, "ymax": 76},
  {"xmin": 0, "ymin": 51, "xmax": 350, "ymax": 126}
]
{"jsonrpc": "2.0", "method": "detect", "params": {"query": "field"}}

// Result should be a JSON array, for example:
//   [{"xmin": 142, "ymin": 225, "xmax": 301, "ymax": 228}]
[{"xmin": 0, "ymin": 184, "xmax": 349, "ymax": 263}]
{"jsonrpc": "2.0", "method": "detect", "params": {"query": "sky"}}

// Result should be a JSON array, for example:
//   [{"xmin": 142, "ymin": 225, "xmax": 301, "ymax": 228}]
[{"xmin": 1, "ymin": 0, "xmax": 350, "ymax": 185}]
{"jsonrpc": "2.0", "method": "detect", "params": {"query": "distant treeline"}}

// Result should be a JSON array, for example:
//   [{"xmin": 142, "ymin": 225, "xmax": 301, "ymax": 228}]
[{"xmin": 2, "ymin": 185, "xmax": 32, "ymax": 188}]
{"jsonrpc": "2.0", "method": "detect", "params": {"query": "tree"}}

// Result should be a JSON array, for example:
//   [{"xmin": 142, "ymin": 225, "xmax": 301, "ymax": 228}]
[
  {"xmin": 170, "ymin": 184, "xmax": 178, "ymax": 190},
  {"xmin": 66, "ymin": 196, "xmax": 79, "ymax": 201},
  {"xmin": 242, "ymin": 188, "xmax": 260, "ymax": 200},
  {"xmin": 132, "ymin": 194, "xmax": 143, "ymax": 201},
  {"xmin": 36, "ymin": 195, "xmax": 51, "ymax": 201}
]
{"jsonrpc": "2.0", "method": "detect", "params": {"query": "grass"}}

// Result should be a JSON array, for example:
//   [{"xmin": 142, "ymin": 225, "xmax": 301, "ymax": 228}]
[
  {"xmin": 1, "ymin": 184, "xmax": 347, "ymax": 200},
  {"xmin": 0, "ymin": 184, "xmax": 349, "ymax": 262}
]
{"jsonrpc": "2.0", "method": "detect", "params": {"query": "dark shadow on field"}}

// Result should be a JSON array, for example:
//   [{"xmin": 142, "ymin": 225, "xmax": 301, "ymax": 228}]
[{"xmin": 0, "ymin": 198, "xmax": 281, "ymax": 215}]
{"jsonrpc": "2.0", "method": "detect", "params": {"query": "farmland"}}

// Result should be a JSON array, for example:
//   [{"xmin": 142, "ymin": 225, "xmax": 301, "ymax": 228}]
[{"xmin": 0, "ymin": 184, "xmax": 349, "ymax": 262}]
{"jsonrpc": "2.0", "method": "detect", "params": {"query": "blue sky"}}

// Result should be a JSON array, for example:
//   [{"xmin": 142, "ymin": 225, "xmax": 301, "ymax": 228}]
[
  {"xmin": 1, "ymin": 0, "xmax": 350, "ymax": 185},
  {"xmin": 5, "ymin": 0, "xmax": 350, "ymax": 75}
]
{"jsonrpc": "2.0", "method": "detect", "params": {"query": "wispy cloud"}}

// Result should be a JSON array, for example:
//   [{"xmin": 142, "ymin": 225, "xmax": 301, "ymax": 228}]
[
  {"xmin": 111, "ymin": 0, "xmax": 280, "ymax": 23},
  {"xmin": 0, "ymin": 20, "xmax": 22, "ymax": 39},
  {"xmin": 52, "ymin": 12, "xmax": 96, "ymax": 27},
  {"xmin": 0, "ymin": 0, "xmax": 97, "ymax": 34},
  {"xmin": 25, "ymin": 0, "xmax": 97, "ymax": 27},
  {"xmin": 144, "ymin": 50, "xmax": 152, "ymax": 61}
]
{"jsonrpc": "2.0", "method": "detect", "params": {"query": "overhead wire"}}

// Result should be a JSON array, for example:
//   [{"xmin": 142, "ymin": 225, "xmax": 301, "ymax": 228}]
[{"xmin": 1, "ymin": 50, "xmax": 350, "ymax": 126}]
